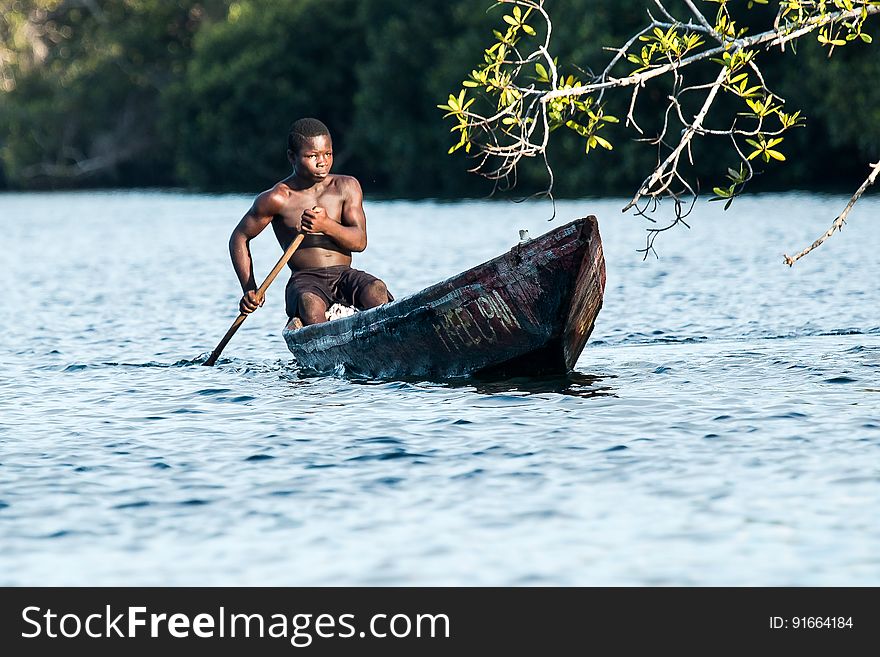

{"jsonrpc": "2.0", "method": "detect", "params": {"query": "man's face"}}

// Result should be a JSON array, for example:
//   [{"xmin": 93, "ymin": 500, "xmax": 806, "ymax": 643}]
[{"xmin": 290, "ymin": 135, "xmax": 333, "ymax": 181}]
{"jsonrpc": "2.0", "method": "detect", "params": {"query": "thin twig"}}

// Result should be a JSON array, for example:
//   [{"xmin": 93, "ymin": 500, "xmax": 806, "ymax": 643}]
[{"xmin": 783, "ymin": 161, "xmax": 880, "ymax": 266}]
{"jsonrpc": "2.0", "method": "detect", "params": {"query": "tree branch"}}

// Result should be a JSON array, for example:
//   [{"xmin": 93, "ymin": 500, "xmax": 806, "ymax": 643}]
[
  {"xmin": 783, "ymin": 160, "xmax": 880, "ymax": 266},
  {"xmin": 624, "ymin": 66, "xmax": 727, "ymax": 211},
  {"xmin": 444, "ymin": 0, "xmax": 880, "ymax": 264},
  {"xmin": 541, "ymin": 5, "xmax": 880, "ymax": 103}
]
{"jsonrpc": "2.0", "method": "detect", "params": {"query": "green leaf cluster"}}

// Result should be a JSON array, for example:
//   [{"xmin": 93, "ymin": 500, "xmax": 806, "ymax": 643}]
[
  {"xmin": 438, "ymin": 89, "xmax": 475, "ymax": 154},
  {"xmin": 710, "ymin": 165, "xmax": 749, "ymax": 209},
  {"xmin": 627, "ymin": 25, "xmax": 704, "ymax": 73}
]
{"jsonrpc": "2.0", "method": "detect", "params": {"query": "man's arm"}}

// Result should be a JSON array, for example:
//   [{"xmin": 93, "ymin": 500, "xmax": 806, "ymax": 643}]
[
  {"xmin": 230, "ymin": 187, "xmax": 287, "ymax": 314},
  {"xmin": 300, "ymin": 177, "xmax": 367, "ymax": 252}
]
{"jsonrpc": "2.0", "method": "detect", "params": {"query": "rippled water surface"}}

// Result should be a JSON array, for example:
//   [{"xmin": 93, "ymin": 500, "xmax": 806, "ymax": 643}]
[{"xmin": 2, "ymin": 191, "xmax": 878, "ymax": 585}]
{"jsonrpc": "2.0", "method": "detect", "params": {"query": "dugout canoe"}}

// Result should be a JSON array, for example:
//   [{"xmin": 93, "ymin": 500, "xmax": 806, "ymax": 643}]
[{"xmin": 283, "ymin": 215, "xmax": 606, "ymax": 379}]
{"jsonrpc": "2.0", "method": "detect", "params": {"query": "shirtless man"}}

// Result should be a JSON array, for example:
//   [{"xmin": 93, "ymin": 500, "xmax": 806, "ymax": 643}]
[{"xmin": 229, "ymin": 118, "xmax": 392, "ymax": 326}]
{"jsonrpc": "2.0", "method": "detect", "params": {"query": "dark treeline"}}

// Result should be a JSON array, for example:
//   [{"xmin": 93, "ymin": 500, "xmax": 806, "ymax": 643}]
[{"xmin": 1, "ymin": 0, "xmax": 878, "ymax": 197}]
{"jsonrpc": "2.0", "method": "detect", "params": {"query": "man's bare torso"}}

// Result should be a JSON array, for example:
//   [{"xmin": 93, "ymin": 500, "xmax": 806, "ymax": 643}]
[{"xmin": 270, "ymin": 174, "xmax": 351, "ymax": 270}]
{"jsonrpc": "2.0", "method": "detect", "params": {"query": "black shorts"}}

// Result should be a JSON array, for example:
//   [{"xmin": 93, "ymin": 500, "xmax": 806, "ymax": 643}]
[{"xmin": 285, "ymin": 265, "xmax": 393, "ymax": 318}]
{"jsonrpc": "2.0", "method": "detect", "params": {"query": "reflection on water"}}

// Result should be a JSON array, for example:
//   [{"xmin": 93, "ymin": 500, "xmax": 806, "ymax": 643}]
[
  {"xmin": 2, "ymin": 191, "xmax": 879, "ymax": 586},
  {"xmin": 456, "ymin": 371, "xmax": 616, "ymax": 399},
  {"xmin": 341, "ymin": 369, "xmax": 614, "ymax": 399}
]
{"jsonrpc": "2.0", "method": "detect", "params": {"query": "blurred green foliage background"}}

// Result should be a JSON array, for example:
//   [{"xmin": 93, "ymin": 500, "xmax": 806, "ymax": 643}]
[{"xmin": 1, "ymin": 0, "xmax": 878, "ymax": 196}]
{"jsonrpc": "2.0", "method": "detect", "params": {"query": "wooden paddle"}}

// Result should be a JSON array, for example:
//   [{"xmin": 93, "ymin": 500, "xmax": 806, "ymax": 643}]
[{"xmin": 203, "ymin": 232, "xmax": 306, "ymax": 366}]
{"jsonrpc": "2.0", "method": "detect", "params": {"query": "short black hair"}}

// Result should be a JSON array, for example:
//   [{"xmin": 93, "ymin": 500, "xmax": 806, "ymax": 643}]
[{"xmin": 288, "ymin": 118, "xmax": 331, "ymax": 153}]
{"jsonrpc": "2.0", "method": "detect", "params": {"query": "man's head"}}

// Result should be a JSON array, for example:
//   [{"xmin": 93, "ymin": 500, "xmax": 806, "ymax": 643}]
[
  {"xmin": 288, "ymin": 118, "xmax": 331, "ymax": 155},
  {"xmin": 287, "ymin": 118, "xmax": 333, "ymax": 181}
]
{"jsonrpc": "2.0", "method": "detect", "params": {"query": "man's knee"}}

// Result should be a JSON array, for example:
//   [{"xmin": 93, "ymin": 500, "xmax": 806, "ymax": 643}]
[
  {"xmin": 361, "ymin": 280, "xmax": 389, "ymax": 307},
  {"xmin": 367, "ymin": 280, "xmax": 387, "ymax": 297},
  {"xmin": 298, "ymin": 292, "xmax": 328, "ymax": 324}
]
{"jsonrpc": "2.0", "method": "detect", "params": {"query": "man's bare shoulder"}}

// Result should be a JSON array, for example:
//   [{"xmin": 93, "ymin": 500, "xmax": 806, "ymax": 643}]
[
  {"xmin": 329, "ymin": 174, "xmax": 363, "ymax": 198},
  {"xmin": 253, "ymin": 182, "xmax": 294, "ymax": 215},
  {"xmin": 331, "ymin": 173, "xmax": 361, "ymax": 192}
]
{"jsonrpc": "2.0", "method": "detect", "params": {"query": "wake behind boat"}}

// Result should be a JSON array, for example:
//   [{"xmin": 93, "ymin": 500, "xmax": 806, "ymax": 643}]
[{"xmin": 283, "ymin": 215, "xmax": 606, "ymax": 378}]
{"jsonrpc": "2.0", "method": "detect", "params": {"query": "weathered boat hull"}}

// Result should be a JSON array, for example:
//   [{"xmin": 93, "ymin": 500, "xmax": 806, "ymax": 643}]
[{"xmin": 283, "ymin": 216, "xmax": 605, "ymax": 379}]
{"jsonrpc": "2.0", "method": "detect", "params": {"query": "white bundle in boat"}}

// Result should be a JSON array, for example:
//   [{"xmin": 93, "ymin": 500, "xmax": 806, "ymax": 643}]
[{"xmin": 325, "ymin": 303, "xmax": 357, "ymax": 321}]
